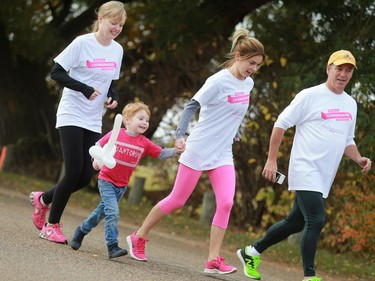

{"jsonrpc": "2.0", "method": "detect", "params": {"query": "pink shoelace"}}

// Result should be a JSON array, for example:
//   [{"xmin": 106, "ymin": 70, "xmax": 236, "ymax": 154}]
[{"xmin": 134, "ymin": 236, "xmax": 148, "ymax": 255}]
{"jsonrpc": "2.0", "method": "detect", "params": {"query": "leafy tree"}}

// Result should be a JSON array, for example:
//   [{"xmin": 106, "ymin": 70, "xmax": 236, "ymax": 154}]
[
  {"xmin": 0, "ymin": 0, "xmax": 271, "ymax": 174},
  {"xmin": 0, "ymin": 0, "xmax": 110, "ymax": 159},
  {"xmin": 231, "ymin": 0, "xmax": 375, "ymax": 260}
]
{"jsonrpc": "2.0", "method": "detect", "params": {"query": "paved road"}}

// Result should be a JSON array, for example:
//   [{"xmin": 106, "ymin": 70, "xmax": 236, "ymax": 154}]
[{"xmin": 0, "ymin": 186, "xmax": 354, "ymax": 281}]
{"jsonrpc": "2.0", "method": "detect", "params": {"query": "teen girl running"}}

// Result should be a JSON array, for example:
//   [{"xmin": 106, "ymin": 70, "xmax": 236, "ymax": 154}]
[{"xmin": 127, "ymin": 28, "xmax": 265, "ymax": 275}]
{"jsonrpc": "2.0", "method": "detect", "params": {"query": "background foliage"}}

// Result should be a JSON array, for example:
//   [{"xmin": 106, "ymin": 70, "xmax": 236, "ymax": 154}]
[{"xmin": 0, "ymin": 0, "xmax": 374, "ymax": 262}]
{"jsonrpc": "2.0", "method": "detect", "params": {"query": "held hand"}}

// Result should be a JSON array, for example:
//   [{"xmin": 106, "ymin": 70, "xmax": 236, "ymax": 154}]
[
  {"xmin": 175, "ymin": 138, "xmax": 186, "ymax": 154},
  {"xmin": 92, "ymin": 159, "xmax": 100, "ymax": 171},
  {"xmin": 105, "ymin": 97, "xmax": 118, "ymax": 109},
  {"xmin": 262, "ymin": 160, "xmax": 278, "ymax": 182},
  {"xmin": 234, "ymin": 132, "xmax": 241, "ymax": 142},
  {"xmin": 358, "ymin": 157, "xmax": 372, "ymax": 173},
  {"xmin": 89, "ymin": 90, "xmax": 101, "ymax": 101}
]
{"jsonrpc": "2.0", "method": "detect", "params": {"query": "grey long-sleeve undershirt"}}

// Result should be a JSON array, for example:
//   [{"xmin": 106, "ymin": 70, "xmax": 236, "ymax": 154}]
[
  {"xmin": 175, "ymin": 99, "xmax": 201, "ymax": 140},
  {"xmin": 158, "ymin": 147, "xmax": 178, "ymax": 159}
]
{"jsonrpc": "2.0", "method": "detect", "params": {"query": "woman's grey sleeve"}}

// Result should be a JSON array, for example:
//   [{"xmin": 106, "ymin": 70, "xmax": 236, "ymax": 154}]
[
  {"xmin": 158, "ymin": 148, "xmax": 178, "ymax": 159},
  {"xmin": 175, "ymin": 99, "xmax": 201, "ymax": 140}
]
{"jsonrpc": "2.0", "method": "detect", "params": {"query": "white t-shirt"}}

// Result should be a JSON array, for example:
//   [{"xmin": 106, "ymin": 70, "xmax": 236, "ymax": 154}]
[
  {"xmin": 275, "ymin": 83, "xmax": 357, "ymax": 198},
  {"xmin": 179, "ymin": 69, "xmax": 254, "ymax": 170},
  {"xmin": 54, "ymin": 33, "xmax": 123, "ymax": 133}
]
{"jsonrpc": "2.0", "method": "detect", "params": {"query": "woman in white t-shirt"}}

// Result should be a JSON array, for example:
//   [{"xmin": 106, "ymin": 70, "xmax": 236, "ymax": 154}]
[
  {"xmin": 126, "ymin": 28, "xmax": 265, "ymax": 275},
  {"xmin": 30, "ymin": 1, "xmax": 126, "ymax": 244}
]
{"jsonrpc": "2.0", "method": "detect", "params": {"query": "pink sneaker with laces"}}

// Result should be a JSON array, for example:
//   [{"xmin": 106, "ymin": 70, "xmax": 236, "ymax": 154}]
[
  {"xmin": 204, "ymin": 256, "xmax": 237, "ymax": 275},
  {"xmin": 126, "ymin": 231, "xmax": 148, "ymax": 261},
  {"xmin": 39, "ymin": 223, "xmax": 68, "ymax": 244},
  {"xmin": 30, "ymin": 191, "xmax": 50, "ymax": 230}
]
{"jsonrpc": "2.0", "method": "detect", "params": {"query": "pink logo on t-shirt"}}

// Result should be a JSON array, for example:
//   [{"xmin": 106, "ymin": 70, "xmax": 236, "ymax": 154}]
[
  {"xmin": 321, "ymin": 109, "xmax": 352, "ymax": 121},
  {"xmin": 228, "ymin": 92, "xmax": 250, "ymax": 104},
  {"xmin": 86, "ymin": 58, "xmax": 116, "ymax": 71}
]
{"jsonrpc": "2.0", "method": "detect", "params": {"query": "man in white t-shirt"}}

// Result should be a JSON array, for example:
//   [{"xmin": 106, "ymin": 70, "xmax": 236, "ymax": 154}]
[{"xmin": 237, "ymin": 50, "xmax": 372, "ymax": 281}]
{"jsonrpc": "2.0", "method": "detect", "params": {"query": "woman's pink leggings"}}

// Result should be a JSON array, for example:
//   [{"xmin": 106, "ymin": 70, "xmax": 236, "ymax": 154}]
[{"xmin": 158, "ymin": 163, "xmax": 235, "ymax": 229}]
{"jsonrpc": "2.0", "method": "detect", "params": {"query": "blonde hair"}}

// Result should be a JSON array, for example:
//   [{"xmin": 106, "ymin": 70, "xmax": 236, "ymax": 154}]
[
  {"xmin": 92, "ymin": 1, "xmax": 127, "ymax": 32},
  {"xmin": 222, "ymin": 28, "xmax": 265, "ymax": 68},
  {"xmin": 122, "ymin": 101, "xmax": 151, "ymax": 119}
]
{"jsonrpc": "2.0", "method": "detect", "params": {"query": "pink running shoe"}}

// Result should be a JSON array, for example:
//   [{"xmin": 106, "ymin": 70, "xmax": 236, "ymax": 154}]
[
  {"xmin": 126, "ymin": 231, "xmax": 148, "ymax": 261},
  {"xmin": 39, "ymin": 223, "xmax": 68, "ymax": 244},
  {"xmin": 204, "ymin": 256, "xmax": 237, "ymax": 275},
  {"xmin": 30, "ymin": 191, "xmax": 50, "ymax": 230}
]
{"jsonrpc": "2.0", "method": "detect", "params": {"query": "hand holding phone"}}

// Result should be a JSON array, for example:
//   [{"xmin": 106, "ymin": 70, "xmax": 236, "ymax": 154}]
[{"xmin": 275, "ymin": 172, "xmax": 286, "ymax": 184}]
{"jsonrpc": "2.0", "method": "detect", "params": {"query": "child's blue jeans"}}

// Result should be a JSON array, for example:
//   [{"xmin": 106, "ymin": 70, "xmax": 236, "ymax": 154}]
[{"xmin": 80, "ymin": 179, "xmax": 126, "ymax": 246}]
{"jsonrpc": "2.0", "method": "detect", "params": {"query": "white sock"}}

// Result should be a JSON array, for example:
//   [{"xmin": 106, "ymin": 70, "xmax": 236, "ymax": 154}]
[{"xmin": 245, "ymin": 245, "xmax": 261, "ymax": 256}]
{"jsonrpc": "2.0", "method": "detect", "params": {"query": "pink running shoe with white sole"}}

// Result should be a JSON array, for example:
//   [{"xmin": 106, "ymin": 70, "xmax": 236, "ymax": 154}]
[
  {"xmin": 39, "ymin": 223, "xmax": 68, "ymax": 244},
  {"xmin": 30, "ymin": 191, "xmax": 50, "ymax": 230},
  {"xmin": 126, "ymin": 231, "xmax": 148, "ymax": 261},
  {"xmin": 204, "ymin": 256, "xmax": 237, "ymax": 275}
]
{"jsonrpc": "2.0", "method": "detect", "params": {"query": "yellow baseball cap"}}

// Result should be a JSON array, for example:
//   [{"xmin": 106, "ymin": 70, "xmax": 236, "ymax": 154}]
[{"xmin": 327, "ymin": 50, "xmax": 356, "ymax": 69}]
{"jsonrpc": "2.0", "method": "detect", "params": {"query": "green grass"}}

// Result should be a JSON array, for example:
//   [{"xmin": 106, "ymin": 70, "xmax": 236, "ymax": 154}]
[{"xmin": 0, "ymin": 171, "xmax": 373, "ymax": 280}]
